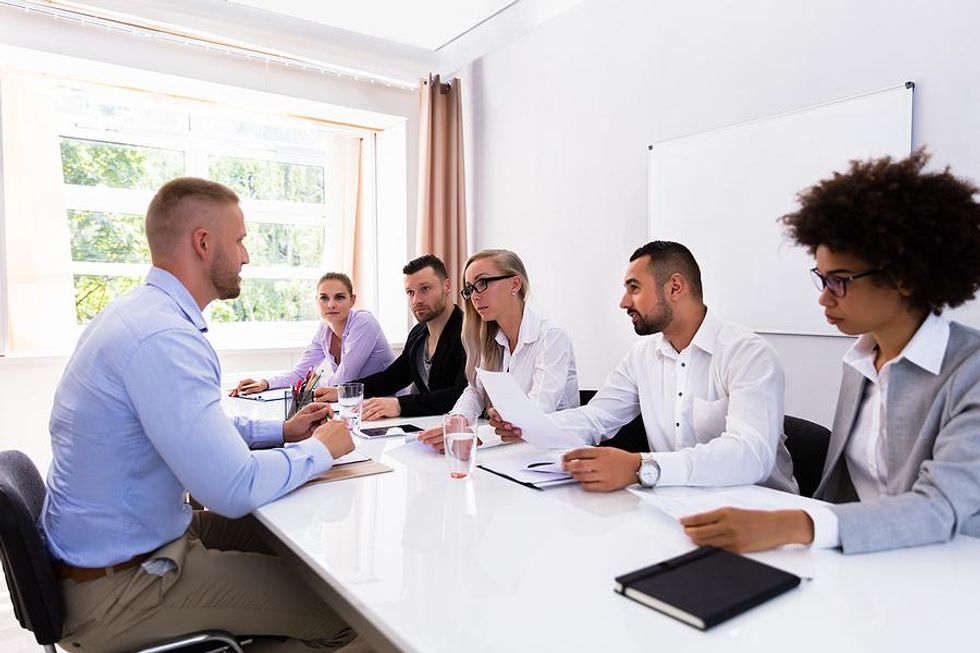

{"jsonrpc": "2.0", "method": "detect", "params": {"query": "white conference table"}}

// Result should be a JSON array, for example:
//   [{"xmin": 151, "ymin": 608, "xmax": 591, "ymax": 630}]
[{"xmin": 226, "ymin": 400, "xmax": 980, "ymax": 653}]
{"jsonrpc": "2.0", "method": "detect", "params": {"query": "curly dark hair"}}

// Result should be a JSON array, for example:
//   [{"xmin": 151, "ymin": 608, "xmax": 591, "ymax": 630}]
[{"xmin": 780, "ymin": 148, "xmax": 980, "ymax": 315}]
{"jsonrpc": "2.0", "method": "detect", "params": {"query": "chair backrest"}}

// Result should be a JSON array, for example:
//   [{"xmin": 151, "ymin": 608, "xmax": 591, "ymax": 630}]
[
  {"xmin": 783, "ymin": 416, "xmax": 831, "ymax": 498},
  {"xmin": 0, "ymin": 450, "xmax": 63, "ymax": 644},
  {"xmin": 579, "ymin": 390, "xmax": 650, "ymax": 454}
]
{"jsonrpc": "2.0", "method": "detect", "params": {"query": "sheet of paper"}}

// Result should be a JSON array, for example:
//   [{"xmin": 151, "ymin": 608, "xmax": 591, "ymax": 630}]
[
  {"xmin": 475, "ymin": 368, "xmax": 572, "ymax": 449},
  {"xmin": 333, "ymin": 450, "xmax": 371, "ymax": 466},
  {"xmin": 627, "ymin": 484, "xmax": 827, "ymax": 520}
]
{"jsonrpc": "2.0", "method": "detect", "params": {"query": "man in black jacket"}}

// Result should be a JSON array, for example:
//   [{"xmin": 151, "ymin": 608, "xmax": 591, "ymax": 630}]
[{"xmin": 315, "ymin": 254, "xmax": 466, "ymax": 418}]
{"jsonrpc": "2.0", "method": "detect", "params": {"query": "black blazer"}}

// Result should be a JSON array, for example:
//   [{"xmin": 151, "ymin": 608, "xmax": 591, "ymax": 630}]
[{"xmin": 357, "ymin": 305, "xmax": 466, "ymax": 417}]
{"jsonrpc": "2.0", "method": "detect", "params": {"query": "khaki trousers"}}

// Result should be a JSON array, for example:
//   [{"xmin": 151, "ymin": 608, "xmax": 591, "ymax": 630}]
[{"xmin": 58, "ymin": 511, "xmax": 367, "ymax": 653}]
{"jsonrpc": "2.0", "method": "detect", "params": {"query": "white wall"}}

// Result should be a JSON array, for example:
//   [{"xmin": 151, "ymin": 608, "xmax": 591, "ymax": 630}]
[{"xmin": 458, "ymin": 0, "xmax": 980, "ymax": 427}]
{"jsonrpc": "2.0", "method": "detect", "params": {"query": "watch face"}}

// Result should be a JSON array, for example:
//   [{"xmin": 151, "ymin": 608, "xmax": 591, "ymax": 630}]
[{"xmin": 639, "ymin": 460, "xmax": 659, "ymax": 486}]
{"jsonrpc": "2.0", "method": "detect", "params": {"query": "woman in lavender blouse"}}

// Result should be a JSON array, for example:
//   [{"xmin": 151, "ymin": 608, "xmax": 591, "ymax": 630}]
[{"xmin": 231, "ymin": 272, "xmax": 395, "ymax": 396}]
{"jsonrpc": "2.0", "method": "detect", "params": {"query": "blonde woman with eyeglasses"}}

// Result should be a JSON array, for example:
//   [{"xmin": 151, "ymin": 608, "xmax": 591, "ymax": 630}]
[{"xmin": 419, "ymin": 249, "xmax": 579, "ymax": 452}]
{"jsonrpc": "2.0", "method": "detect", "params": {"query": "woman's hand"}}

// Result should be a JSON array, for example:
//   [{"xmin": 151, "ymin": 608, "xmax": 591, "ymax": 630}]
[{"xmin": 230, "ymin": 378, "xmax": 269, "ymax": 397}]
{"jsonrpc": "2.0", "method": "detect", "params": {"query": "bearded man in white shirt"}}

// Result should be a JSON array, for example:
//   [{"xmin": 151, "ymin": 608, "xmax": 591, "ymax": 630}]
[{"xmin": 494, "ymin": 241, "xmax": 797, "ymax": 493}]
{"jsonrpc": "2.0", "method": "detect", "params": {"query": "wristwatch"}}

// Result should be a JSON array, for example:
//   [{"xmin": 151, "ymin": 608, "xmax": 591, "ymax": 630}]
[{"xmin": 636, "ymin": 453, "xmax": 661, "ymax": 488}]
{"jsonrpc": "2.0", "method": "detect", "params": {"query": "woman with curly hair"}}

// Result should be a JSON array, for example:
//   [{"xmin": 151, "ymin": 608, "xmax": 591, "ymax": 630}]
[{"xmin": 681, "ymin": 149, "xmax": 980, "ymax": 554}]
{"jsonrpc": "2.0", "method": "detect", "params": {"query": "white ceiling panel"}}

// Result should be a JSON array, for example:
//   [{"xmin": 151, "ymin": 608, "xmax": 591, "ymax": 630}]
[{"xmin": 227, "ymin": 0, "xmax": 517, "ymax": 50}]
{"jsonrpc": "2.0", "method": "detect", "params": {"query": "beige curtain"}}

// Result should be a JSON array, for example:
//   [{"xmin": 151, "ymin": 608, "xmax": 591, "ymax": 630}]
[
  {"xmin": 325, "ymin": 134, "xmax": 373, "ymax": 310},
  {"xmin": 416, "ymin": 74, "xmax": 467, "ymax": 282},
  {"xmin": 1, "ymin": 73, "xmax": 76, "ymax": 352}
]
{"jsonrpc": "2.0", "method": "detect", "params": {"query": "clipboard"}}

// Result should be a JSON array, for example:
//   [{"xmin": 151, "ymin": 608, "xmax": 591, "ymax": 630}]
[{"xmin": 477, "ymin": 463, "xmax": 577, "ymax": 491}]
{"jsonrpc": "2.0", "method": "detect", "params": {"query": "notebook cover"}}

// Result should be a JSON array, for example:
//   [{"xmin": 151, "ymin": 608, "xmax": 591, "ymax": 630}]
[
  {"xmin": 305, "ymin": 460, "xmax": 393, "ymax": 485},
  {"xmin": 615, "ymin": 546, "xmax": 800, "ymax": 630}
]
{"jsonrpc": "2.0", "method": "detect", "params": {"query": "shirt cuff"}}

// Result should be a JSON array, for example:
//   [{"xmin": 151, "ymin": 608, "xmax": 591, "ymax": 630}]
[
  {"xmin": 252, "ymin": 419, "xmax": 285, "ymax": 449},
  {"xmin": 287, "ymin": 434, "xmax": 336, "ymax": 473},
  {"xmin": 649, "ymin": 450, "xmax": 692, "ymax": 486},
  {"xmin": 804, "ymin": 505, "xmax": 841, "ymax": 549}
]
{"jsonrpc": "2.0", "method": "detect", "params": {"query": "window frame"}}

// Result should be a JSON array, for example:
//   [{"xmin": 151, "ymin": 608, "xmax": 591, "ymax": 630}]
[{"xmin": 53, "ymin": 85, "xmax": 378, "ymax": 349}]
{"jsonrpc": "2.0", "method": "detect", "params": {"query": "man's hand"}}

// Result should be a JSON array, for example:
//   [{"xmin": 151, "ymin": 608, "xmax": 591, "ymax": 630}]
[
  {"xmin": 230, "ymin": 378, "xmax": 269, "ymax": 397},
  {"xmin": 313, "ymin": 386, "xmax": 339, "ymax": 403},
  {"xmin": 282, "ymin": 402, "xmax": 333, "ymax": 442},
  {"xmin": 312, "ymin": 420, "xmax": 355, "ymax": 460},
  {"xmin": 418, "ymin": 425, "xmax": 446, "ymax": 453},
  {"xmin": 561, "ymin": 447, "xmax": 641, "ymax": 492},
  {"xmin": 680, "ymin": 508, "xmax": 815, "ymax": 553},
  {"xmin": 487, "ymin": 407, "xmax": 523, "ymax": 444},
  {"xmin": 362, "ymin": 397, "xmax": 401, "ymax": 421}
]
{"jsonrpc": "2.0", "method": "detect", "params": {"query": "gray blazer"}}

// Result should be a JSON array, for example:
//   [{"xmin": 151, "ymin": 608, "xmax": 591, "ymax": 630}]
[{"xmin": 814, "ymin": 321, "xmax": 980, "ymax": 554}]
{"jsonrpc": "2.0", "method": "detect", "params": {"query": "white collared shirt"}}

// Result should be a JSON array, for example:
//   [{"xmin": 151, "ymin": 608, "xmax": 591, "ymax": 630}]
[
  {"xmin": 550, "ymin": 310, "xmax": 796, "ymax": 491},
  {"xmin": 808, "ymin": 313, "xmax": 951, "ymax": 548},
  {"xmin": 451, "ymin": 306, "xmax": 579, "ymax": 445}
]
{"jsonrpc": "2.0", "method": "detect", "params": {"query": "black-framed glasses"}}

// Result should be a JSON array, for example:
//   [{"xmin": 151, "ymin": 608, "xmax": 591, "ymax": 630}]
[
  {"xmin": 460, "ymin": 274, "xmax": 515, "ymax": 300},
  {"xmin": 809, "ymin": 267, "xmax": 879, "ymax": 298}
]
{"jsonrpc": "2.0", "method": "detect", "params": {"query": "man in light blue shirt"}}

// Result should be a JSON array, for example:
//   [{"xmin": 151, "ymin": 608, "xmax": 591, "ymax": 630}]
[{"xmin": 41, "ymin": 177, "xmax": 363, "ymax": 652}]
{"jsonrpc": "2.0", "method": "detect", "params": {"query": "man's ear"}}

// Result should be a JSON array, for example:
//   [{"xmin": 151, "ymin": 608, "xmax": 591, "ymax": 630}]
[
  {"xmin": 443, "ymin": 277, "xmax": 451, "ymax": 296},
  {"xmin": 191, "ymin": 227, "xmax": 210, "ymax": 260},
  {"xmin": 666, "ymin": 272, "xmax": 686, "ymax": 300}
]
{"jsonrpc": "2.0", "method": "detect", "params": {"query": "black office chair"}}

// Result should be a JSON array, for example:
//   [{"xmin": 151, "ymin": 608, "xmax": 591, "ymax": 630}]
[
  {"xmin": 579, "ymin": 390, "xmax": 650, "ymax": 454},
  {"xmin": 783, "ymin": 416, "xmax": 831, "ymax": 498},
  {"xmin": 0, "ymin": 450, "xmax": 247, "ymax": 653}
]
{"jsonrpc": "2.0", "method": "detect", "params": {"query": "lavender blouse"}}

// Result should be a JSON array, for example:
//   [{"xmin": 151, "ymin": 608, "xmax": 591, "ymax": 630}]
[{"xmin": 265, "ymin": 309, "xmax": 395, "ymax": 390}]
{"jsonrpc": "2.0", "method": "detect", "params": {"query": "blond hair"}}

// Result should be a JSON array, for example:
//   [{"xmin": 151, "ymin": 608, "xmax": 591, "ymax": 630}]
[{"xmin": 461, "ymin": 249, "xmax": 531, "ymax": 384}]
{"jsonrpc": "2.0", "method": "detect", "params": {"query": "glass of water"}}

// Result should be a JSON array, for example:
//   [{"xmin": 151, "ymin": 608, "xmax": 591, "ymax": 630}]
[
  {"xmin": 443, "ymin": 414, "xmax": 476, "ymax": 479},
  {"xmin": 337, "ymin": 382, "xmax": 364, "ymax": 432}
]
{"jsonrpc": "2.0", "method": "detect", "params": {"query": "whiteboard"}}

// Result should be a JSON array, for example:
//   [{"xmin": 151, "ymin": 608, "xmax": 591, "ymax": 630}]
[{"xmin": 648, "ymin": 84, "xmax": 914, "ymax": 336}]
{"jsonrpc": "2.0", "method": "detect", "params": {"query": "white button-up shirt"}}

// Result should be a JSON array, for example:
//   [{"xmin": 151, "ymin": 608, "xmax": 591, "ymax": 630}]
[
  {"xmin": 808, "ymin": 313, "xmax": 951, "ymax": 548},
  {"xmin": 451, "ymin": 306, "xmax": 579, "ymax": 445},
  {"xmin": 550, "ymin": 310, "xmax": 796, "ymax": 492}
]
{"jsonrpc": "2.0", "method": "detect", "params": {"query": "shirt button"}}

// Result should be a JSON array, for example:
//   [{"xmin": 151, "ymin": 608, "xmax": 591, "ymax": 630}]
[
  {"xmin": 675, "ymin": 422, "xmax": 680, "ymax": 427},
  {"xmin": 678, "ymin": 392, "xmax": 682, "ymax": 397},
  {"xmin": 681, "ymin": 363, "xmax": 686, "ymax": 367}
]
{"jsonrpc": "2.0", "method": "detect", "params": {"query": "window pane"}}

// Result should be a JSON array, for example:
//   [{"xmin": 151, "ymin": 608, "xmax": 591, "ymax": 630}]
[
  {"xmin": 73, "ymin": 275, "xmax": 143, "ymax": 324},
  {"xmin": 68, "ymin": 210, "xmax": 150, "ymax": 264},
  {"xmin": 60, "ymin": 138, "xmax": 184, "ymax": 189},
  {"xmin": 245, "ymin": 222, "xmax": 324, "ymax": 267},
  {"xmin": 210, "ymin": 156, "xmax": 324, "ymax": 203},
  {"xmin": 56, "ymin": 84, "xmax": 190, "ymax": 135},
  {"xmin": 210, "ymin": 279, "xmax": 318, "ymax": 323}
]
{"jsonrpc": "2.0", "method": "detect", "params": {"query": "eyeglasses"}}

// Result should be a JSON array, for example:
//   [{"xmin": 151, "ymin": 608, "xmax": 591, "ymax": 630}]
[
  {"xmin": 809, "ymin": 267, "xmax": 879, "ymax": 298},
  {"xmin": 460, "ymin": 274, "xmax": 515, "ymax": 300}
]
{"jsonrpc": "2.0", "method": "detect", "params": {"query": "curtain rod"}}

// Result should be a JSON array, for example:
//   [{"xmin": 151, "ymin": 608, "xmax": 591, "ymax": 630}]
[{"xmin": 0, "ymin": 0, "xmax": 419, "ymax": 91}]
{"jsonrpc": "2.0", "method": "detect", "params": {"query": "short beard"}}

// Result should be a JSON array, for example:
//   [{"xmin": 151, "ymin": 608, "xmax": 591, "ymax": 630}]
[
  {"xmin": 414, "ymin": 296, "xmax": 447, "ymax": 324},
  {"xmin": 631, "ymin": 290, "xmax": 672, "ymax": 336},
  {"xmin": 210, "ymin": 248, "xmax": 241, "ymax": 300}
]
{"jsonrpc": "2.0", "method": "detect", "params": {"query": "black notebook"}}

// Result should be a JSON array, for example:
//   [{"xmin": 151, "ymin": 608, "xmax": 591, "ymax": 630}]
[{"xmin": 614, "ymin": 546, "xmax": 800, "ymax": 630}]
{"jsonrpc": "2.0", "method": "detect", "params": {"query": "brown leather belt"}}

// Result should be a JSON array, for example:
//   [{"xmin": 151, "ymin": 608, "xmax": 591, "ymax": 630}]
[{"xmin": 55, "ymin": 552, "xmax": 153, "ymax": 583}]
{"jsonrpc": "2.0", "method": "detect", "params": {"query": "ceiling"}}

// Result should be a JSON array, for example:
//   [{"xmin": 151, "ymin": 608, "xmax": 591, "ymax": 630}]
[{"xmin": 226, "ymin": 0, "xmax": 519, "ymax": 51}]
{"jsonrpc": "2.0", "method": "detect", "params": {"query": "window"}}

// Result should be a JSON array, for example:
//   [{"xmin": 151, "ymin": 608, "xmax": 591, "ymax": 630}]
[{"xmin": 0, "ymin": 68, "xmax": 407, "ymax": 355}]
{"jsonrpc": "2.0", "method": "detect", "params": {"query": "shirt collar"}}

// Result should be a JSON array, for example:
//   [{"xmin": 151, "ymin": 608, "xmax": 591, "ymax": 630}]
[
  {"xmin": 844, "ymin": 313, "xmax": 950, "ymax": 377},
  {"xmin": 493, "ymin": 305, "xmax": 542, "ymax": 348},
  {"xmin": 145, "ymin": 267, "xmax": 208, "ymax": 333},
  {"xmin": 689, "ymin": 308, "xmax": 720, "ymax": 356},
  {"xmin": 658, "ymin": 308, "xmax": 719, "ymax": 358}
]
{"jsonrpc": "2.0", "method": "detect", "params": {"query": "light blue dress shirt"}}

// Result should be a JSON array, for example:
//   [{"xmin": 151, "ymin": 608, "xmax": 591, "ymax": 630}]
[{"xmin": 41, "ymin": 267, "xmax": 334, "ymax": 567}]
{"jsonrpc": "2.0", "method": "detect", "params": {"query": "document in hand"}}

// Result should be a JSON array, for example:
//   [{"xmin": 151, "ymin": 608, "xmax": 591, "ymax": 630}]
[
  {"xmin": 614, "ymin": 546, "xmax": 801, "ymax": 630},
  {"xmin": 475, "ymin": 368, "xmax": 572, "ymax": 449}
]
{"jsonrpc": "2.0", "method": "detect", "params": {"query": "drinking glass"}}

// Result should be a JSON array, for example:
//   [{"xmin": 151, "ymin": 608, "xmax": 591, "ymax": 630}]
[
  {"xmin": 337, "ymin": 382, "xmax": 364, "ymax": 432},
  {"xmin": 443, "ymin": 414, "xmax": 477, "ymax": 479}
]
